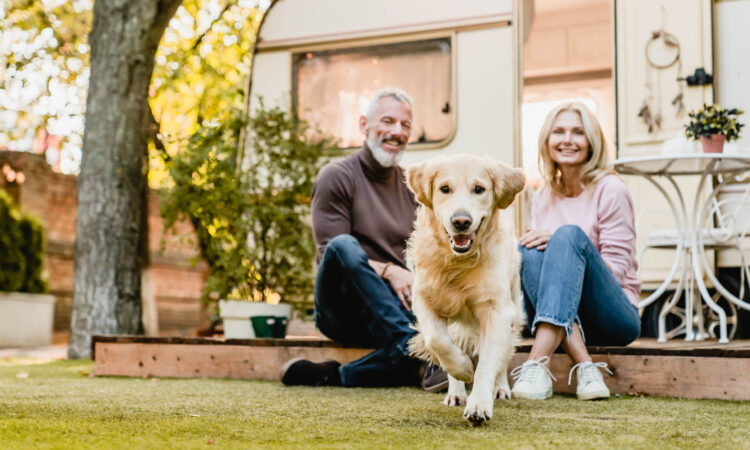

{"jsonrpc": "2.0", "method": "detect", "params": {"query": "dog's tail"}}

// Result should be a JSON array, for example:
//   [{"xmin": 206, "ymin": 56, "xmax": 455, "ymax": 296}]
[{"xmin": 407, "ymin": 326, "xmax": 439, "ymax": 365}]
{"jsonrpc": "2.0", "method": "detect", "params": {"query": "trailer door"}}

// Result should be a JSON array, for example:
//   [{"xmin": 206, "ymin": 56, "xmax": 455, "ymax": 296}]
[
  {"xmin": 614, "ymin": 0, "xmax": 714, "ymax": 286},
  {"xmin": 615, "ymin": 0, "xmax": 714, "ymax": 157}
]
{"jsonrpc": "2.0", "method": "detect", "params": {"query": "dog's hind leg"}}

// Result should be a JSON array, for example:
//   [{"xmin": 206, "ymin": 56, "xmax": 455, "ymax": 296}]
[
  {"xmin": 494, "ymin": 370, "xmax": 511, "ymax": 400},
  {"xmin": 442, "ymin": 374, "xmax": 467, "ymax": 406}
]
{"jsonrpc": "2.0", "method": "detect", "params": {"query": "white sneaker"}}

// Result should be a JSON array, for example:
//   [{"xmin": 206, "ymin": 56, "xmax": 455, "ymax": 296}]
[
  {"xmin": 510, "ymin": 356, "xmax": 556, "ymax": 400},
  {"xmin": 569, "ymin": 361, "xmax": 612, "ymax": 400}
]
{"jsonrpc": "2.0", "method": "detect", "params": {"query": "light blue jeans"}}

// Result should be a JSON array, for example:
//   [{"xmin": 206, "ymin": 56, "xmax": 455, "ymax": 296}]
[{"xmin": 519, "ymin": 225, "xmax": 641, "ymax": 345}]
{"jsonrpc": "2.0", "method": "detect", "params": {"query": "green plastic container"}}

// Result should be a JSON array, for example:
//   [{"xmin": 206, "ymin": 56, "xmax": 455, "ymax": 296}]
[{"xmin": 250, "ymin": 315, "xmax": 289, "ymax": 338}]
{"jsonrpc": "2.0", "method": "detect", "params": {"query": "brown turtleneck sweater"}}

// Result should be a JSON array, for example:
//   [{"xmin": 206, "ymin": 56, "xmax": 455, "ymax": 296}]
[{"xmin": 311, "ymin": 146, "xmax": 417, "ymax": 268}]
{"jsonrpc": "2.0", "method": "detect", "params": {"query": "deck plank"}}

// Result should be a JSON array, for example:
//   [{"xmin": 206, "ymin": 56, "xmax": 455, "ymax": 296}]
[{"xmin": 93, "ymin": 336, "xmax": 750, "ymax": 400}]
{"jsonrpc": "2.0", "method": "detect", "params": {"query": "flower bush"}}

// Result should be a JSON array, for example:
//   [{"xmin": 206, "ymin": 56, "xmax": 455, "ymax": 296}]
[{"xmin": 684, "ymin": 104, "xmax": 744, "ymax": 141}]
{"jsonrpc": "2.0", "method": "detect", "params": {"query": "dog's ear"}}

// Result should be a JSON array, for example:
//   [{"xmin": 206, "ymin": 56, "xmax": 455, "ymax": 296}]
[
  {"xmin": 406, "ymin": 161, "xmax": 435, "ymax": 209},
  {"xmin": 488, "ymin": 161, "xmax": 526, "ymax": 209}
]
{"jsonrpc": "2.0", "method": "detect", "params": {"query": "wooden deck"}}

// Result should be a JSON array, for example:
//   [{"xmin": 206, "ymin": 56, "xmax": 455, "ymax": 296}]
[{"xmin": 92, "ymin": 335, "xmax": 750, "ymax": 401}]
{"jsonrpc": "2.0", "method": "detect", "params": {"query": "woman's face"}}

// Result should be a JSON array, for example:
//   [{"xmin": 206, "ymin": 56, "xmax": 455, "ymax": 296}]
[{"xmin": 547, "ymin": 110, "xmax": 590, "ymax": 169}]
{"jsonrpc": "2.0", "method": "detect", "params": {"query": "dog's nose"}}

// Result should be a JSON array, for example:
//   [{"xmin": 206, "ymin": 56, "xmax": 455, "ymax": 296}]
[{"xmin": 451, "ymin": 214, "xmax": 472, "ymax": 232}]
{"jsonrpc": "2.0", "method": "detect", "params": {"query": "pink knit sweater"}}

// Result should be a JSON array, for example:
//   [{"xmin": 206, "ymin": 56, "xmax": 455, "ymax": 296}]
[{"xmin": 531, "ymin": 174, "xmax": 641, "ymax": 306}]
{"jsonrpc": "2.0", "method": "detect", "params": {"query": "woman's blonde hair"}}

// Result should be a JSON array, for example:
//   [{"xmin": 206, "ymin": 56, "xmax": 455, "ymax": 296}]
[{"xmin": 537, "ymin": 102, "xmax": 613, "ymax": 196}]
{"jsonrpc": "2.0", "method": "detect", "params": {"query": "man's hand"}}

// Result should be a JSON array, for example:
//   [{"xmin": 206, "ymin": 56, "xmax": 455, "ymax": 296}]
[
  {"xmin": 383, "ymin": 264, "xmax": 414, "ymax": 311},
  {"xmin": 520, "ymin": 228, "xmax": 552, "ymax": 250}
]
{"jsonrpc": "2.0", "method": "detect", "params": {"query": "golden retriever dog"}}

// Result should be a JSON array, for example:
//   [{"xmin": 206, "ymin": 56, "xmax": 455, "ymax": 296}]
[{"xmin": 406, "ymin": 155, "xmax": 526, "ymax": 426}]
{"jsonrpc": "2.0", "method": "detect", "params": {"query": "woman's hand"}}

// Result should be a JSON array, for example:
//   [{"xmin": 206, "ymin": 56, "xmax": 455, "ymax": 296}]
[
  {"xmin": 383, "ymin": 264, "xmax": 414, "ymax": 311},
  {"xmin": 520, "ymin": 228, "xmax": 552, "ymax": 250}
]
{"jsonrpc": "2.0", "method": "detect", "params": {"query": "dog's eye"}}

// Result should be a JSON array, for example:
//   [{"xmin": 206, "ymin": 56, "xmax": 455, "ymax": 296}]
[
  {"xmin": 474, "ymin": 185, "xmax": 486, "ymax": 194},
  {"xmin": 439, "ymin": 185, "xmax": 450, "ymax": 194}
]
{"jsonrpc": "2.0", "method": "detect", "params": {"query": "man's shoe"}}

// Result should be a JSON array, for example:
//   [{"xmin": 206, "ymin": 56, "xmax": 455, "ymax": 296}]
[
  {"xmin": 280, "ymin": 357, "xmax": 342, "ymax": 386},
  {"xmin": 510, "ymin": 356, "xmax": 556, "ymax": 400},
  {"xmin": 421, "ymin": 363, "xmax": 448, "ymax": 393},
  {"xmin": 569, "ymin": 361, "xmax": 612, "ymax": 400}
]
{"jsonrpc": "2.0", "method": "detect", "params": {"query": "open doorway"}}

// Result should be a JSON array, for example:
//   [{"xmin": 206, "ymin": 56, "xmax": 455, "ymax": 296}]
[{"xmin": 521, "ymin": 0, "xmax": 615, "ymax": 188}]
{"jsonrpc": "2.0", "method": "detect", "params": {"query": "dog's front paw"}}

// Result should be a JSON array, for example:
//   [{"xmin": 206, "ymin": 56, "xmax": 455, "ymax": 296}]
[
  {"xmin": 442, "ymin": 393, "xmax": 466, "ymax": 407},
  {"xmin": 443, "ymin": 354, "xmax": 474, "ymax": 384},
  {"xmin": 463, "ymin": 394, "xmax": 493, "ymax": 426}
]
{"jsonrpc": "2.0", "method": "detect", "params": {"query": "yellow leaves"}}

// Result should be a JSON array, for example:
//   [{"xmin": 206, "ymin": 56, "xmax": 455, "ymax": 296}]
[{"xmin": 147, "ymin": 0, "xmax": 262, "ymax": 188}]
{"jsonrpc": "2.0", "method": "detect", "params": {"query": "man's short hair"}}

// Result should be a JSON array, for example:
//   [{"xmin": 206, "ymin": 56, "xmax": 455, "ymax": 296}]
[{"xmin": 365, "ymin": 87, "xmax": 414, "ymax": 120}]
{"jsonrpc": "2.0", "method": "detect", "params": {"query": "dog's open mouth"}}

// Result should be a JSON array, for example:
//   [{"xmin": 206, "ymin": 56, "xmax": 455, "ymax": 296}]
[{"xmin": 449, "ymin": 232, "xmax": 475, "ymax": 253}]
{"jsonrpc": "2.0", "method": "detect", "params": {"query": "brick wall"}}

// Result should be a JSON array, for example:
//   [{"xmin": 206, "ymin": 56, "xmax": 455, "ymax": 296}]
[{"xmin": 0, "ymin": 151, "xmax": 209, "ymax": 334}]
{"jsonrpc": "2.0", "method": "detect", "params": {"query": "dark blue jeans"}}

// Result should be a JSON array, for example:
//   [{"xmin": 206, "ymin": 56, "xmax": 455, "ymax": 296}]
[
  {"xmin": 314, "ymin": 234, "xmax": 421, "ymax": 387},
  {"xmin": 519, "ymin": 225, "xmax": 641, "ymax": 346}
]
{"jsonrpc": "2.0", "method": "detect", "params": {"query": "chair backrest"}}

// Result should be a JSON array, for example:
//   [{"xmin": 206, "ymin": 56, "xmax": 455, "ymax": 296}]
[{"xmin": 713, "ymin": 177, "xmax": 750, "ymax": 240}]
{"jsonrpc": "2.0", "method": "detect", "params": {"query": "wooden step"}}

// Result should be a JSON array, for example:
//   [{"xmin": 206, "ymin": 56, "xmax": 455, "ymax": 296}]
[{"xmin": 92, "ymin": 336, "xmax": 750, "ymax": 401}]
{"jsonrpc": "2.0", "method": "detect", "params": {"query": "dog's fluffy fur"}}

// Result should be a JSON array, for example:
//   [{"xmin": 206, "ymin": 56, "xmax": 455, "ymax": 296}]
[{"xmin": 405, "ymin": 155, "xmax": 526, "ymax": 426}]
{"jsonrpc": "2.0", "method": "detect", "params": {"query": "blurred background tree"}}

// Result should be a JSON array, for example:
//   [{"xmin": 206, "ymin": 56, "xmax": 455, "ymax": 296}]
[
  {"xmin": 0, "ymin": 0, "xmax": 92, "ymax": 172},
  {"xmin": 3, "ymin": 0, "xmax": 328, "ymax": 335},
  {"xmin": 0, "ymin": 0, "xmax": 266, "ymax": 182},
  {"xmin": 147, "ymin": 0, "xmax": 264, "ymax": 187}
]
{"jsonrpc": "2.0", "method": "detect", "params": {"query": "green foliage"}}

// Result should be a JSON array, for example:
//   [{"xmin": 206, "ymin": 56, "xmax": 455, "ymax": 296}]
[
  {"xmin": 0, "ymin": 190, "xmax": 47, "ymax": 293},
  {"xmin": 0, "ymin": 191, "xmax": 25, "ymax": 292},
  {"xmin": 149, "ymin": 0, "xmax": 262, "ymax": 187},
  {"xmin": 1, "ymin": 0, "xmax": 263, "ymax": 177},
  {"xmin": 1, "ymin": 0, "xmax": 92, "ymax": 161},
  {"xmin": 18, "ymin": 215, "xmax": 48, "ymax": 293},
  {"xmin": 160, "ymin": 101, "xmax": 334, "ymax": 314},
  {"xmin": 685, "ymin": 104, "xmax": 745, "ymax": 141}
]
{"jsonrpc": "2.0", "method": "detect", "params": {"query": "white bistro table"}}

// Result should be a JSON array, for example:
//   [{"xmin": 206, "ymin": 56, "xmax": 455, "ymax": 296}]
[{"xmin": 614, "ymin": 153, "xmax": 750, "ymax": 344}]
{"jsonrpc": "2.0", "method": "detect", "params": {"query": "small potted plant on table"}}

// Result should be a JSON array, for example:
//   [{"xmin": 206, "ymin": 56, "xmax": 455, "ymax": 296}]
[{"xmin": 684, "ymin": 104, "xmax": 744, "ymax": 153}]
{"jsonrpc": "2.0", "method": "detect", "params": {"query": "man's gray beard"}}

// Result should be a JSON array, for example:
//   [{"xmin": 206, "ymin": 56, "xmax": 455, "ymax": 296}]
[{"xmin": 367, "ymin": 135, "xmax": 404, "ymax": 168}]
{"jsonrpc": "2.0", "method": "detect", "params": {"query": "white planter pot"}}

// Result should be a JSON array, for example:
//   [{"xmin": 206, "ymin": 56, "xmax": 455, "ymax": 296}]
[
  {"xmin": 218, "ymin": 300, "xmax": 293, "ymax": 339},
  {"xmin": 0, "ymin": 292, "xmax": 56, "ymax": 348}
]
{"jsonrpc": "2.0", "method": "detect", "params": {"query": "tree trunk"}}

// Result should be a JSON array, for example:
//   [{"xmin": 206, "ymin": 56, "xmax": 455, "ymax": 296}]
[{"xmin": 69, "ymin": 0, "xmax": 181, "ymax": 359}]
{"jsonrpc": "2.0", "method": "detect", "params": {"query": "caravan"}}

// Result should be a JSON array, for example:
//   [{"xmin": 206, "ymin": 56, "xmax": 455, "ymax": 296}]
[{"xmin": 243, "ymin": 0, "xmax": 750, "ymax": 339}]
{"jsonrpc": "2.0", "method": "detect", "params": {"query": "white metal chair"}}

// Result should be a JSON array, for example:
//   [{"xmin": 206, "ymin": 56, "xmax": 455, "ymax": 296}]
[
  {"xmin": 695, "ymin": 178, "xmax": 750, "ymax": 334},
  {"xmin": 637, "ymin": 179, "xmax": 750, "ymax": 341}
]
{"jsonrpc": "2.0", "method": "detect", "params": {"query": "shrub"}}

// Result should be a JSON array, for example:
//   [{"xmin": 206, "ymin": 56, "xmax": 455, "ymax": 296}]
[
  {"xmin": 0, "ymin": 190, "xmax": 47, "ymax": 293},
  {"xmin": 160, "ymin": 101, "xmax": 334, "ymax": 315},
  {"xmin": 19, "ymin": 215, "xmax": 47, "ymax": 293}
]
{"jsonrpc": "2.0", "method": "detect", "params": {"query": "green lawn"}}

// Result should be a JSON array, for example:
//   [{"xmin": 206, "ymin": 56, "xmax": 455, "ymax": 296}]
[{"xmin": 1, "ymin": 359, "xmax": 750, "ymax": 449}]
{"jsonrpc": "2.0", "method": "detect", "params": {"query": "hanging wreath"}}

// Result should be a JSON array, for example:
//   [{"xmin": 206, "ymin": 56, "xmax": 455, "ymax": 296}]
[{"xmin": 638, "ymin": 28, "xmax": 685, "ymax": 133}]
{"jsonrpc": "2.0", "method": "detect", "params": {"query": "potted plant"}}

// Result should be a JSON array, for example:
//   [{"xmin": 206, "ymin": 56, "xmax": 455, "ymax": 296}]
[
  {"xmin": 0, "ymin": 189, "xmax": 54, "ymax": 347},
  {"xmin": 161, "ymin": 101, "xmax": 333, "ymax": 338},
  {"xmin": 684, "ymin": 104, "xmax": 744, "ymax": 153}
]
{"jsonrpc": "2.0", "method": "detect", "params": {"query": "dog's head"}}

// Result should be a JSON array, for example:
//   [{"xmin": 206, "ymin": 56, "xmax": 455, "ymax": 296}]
[{"xmin": 407, "ymin": 155, "xmax": 526, "ymax": 255}]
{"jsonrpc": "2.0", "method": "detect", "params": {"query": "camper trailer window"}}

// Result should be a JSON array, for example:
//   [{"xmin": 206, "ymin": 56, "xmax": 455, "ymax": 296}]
[{"xmin": 293, "ymin": 37, "xmax": 452, "ymax": 149}]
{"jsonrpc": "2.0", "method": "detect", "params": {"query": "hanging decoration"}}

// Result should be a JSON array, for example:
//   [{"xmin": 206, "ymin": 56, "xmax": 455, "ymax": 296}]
[{"xmin": 638, "ymin": 16, "xmax": 684, "ymax": 134}]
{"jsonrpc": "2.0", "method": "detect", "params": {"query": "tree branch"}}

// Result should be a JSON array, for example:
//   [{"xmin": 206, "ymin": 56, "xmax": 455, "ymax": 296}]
[
  {"xmin": 191, "ymin": 0, "xmax": 238, "ymax": 51},
  {"xmin": 146, "ymin": 105, "xmax": 170, "ymax": 162}
]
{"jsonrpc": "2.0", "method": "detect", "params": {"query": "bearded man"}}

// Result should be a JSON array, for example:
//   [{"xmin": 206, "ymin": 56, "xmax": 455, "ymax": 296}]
[{"xmin": 280, "ymin": 88, "xmax": 446, "ymax": 390}]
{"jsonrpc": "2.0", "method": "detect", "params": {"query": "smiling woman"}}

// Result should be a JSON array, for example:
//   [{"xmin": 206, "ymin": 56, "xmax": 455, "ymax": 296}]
[{"xmin": 512, "ymin": 102, "xmax": 641, "ymax": 402}]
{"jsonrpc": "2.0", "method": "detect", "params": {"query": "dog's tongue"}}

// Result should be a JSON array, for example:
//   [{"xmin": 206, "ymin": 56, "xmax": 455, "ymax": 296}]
[{"xmin": 452, "ymin": 233, "xmax": 474, "ymax": 247}]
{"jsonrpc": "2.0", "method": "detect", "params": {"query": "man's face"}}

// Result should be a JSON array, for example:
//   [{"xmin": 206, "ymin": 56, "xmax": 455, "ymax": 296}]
[{"xmin": 360, "ymin": 96, "xmax": 412, "ymax": 167}]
